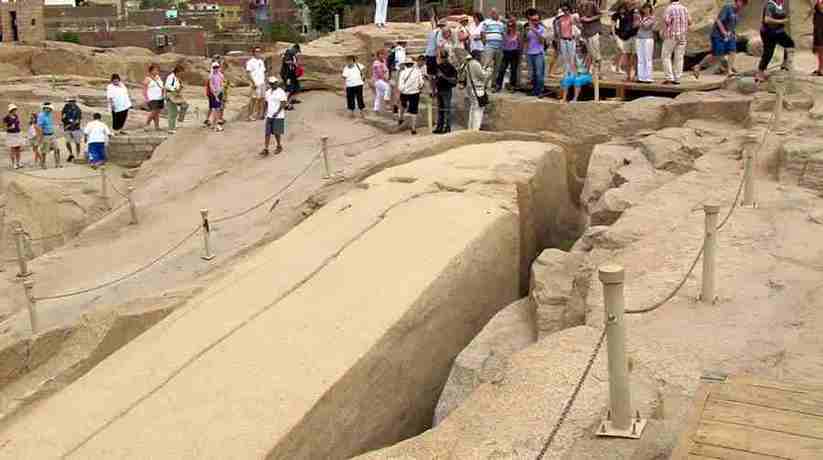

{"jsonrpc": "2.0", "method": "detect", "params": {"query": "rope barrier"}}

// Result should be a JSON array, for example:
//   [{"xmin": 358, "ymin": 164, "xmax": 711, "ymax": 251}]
[
  {"xmin": 211, "ymin": 152, "xmax": 321, "ymax": 224},
  {"xmin": 108, "ymin": 180, "xmax": 131, "ymax": 200},
  {"xmin": 326, "ymin": 133, "xmax": 382, "ymax": 149},
  {"xmin": 2, "ymin": 167, "xmax": 99, "ymax": 182},
  {"xmin": 34, "ymin": 225, "xmax": 200, "ymax": 301}
]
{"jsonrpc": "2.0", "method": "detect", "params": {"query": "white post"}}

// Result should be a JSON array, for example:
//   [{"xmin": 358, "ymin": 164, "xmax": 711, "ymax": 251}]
[
  {"xmin": 200, "ymin": 209, "xmax": 215, "ymax": 261},
  {"xmin": 100, "ymin": 165, "xmax": 109, "ymax": 208},
  {"xmin": 334, "ymin": 13, "xmax": 340, "ymax": 31},
  {"xmin": 23, "ymin": 280, "xmax": 37, "ymax": 334},
  {"xmin": 321, "ymin": 136, "xmax": 331, "ymax": 179},
  {"xmin": 531, "ymin": 0, "xmax": 536, "ymax": 7},
  {"xmin": 600, "ymin": 265, "xmax": 631, "ymax": 430},
  {"xmin": 701, "ymin": 203, "xmax": 720, "ymax": 304},
  {"xmin": 127, "ymin": 186, "xmax": 138, "ymax": 224},
  {"xmin": 742, "ymin": 134, "xmax": 758, "ymax": 207},
  {"xmin": 427, "ymin": 100, "xmax": 433, "ymax": 132},
  {"xmin": 594, "ymin": 65, "xmax": 600, "ymax": 103},
  {"xmin": 14, "ymin": 223, "xmax": 31, "ymax": 278},
  {"xmin": 415, "ymin": 0, "xmax": 420, "ymax": 23}
]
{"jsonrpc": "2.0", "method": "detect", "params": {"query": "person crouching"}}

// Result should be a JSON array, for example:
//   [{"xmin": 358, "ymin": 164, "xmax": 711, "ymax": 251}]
[{"xmin": 83, "ymin": 113, "xmax": 113, "ymax": 168}]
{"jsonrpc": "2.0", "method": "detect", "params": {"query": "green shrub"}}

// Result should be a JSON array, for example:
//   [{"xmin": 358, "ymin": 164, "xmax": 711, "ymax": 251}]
[
  {"xmin": 303, "ymin": 0, "xmax": 347, "ymax": 32},
  {"xmin": 264, "ymin": 22, "xmax": 303, "ymax": 43},
  {"xmin": 56, "ymin": 32, "xmax": 80, "ymax": 44}
]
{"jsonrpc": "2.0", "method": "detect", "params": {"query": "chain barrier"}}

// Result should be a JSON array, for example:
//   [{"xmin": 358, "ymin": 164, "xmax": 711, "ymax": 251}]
[
  {"xmin": 535, "ymin": 327, "xmax": 607, "ymax": 460},
  {"xmin": 326, "ymin": 133, "xmax": 382, "ymax": 150}
]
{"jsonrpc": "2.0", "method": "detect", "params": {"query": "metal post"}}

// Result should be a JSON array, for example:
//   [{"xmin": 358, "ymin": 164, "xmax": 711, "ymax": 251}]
[
  {"xmin": 427, "ymin": 100, "xmax": 433, "ymax": 132},
  {"xmin": 701, "ymin": 203, "xmax": 720, "ymax": 304},
  {"xmin": 598, "ymin": 265, "xmax": 646, "ymax": 439},
  {"xmin": 200, "ymin": 209, "xmax": 215, "ymax": 261},
  {"xmin": 334, "ymin": 13, "xmax": 340, "ymax": 31},
  {"xmin": 100, "ymin": 165, "xmax": 109, "ymax": 208},
  {"xmin": 321, "ymin": 136, "xmax": 331, "ymax": 179},
  {"xmin": 594, "ymin": 65, "xmax": 600, "ymax": 102},
  {"xmin": 531, "ymin": 0, "xmax": 536, "ymax": 7},
  {"xmin": 742, "ymin": 134, "xmax": 758, "ymax": 207},
  {"xmin": 13, "ymin": 223, "xmax": 31, "ymax": 278},
  {"xmin": 415, "ymin": 0, "xmax": 420, "ymax": 23},
  {"xmin": 23, "ymin": 280, "xmax": 37, "ymax": 334},
  {"xmin": 127, "ymin": 186, "xmax": 138, "ymax": 224}
]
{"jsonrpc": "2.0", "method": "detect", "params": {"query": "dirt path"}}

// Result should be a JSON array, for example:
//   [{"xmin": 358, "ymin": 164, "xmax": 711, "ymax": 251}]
[{"xmin": 0, "ymin": 91, "xmax": 405, "ymax": 338}]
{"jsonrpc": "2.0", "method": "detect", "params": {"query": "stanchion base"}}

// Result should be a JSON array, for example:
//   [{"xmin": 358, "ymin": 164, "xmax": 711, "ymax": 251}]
[
  {"xmin": 16, "ymin": 271, "xmax": 32, "ymax": 278},
  {"xmin": 741, "ymin": 202, "xmax": 758, "ymax": 209},
  {"xmin": 698, "ymin": 294, "xmax": 719, "ymax": 305},
  {"xmin": 201, "ymin": 255, "xmax": 215, "ymax": 261},
  {"xmin": 597, "ymin": 418, "xmax": 647, "ymax": 439}
]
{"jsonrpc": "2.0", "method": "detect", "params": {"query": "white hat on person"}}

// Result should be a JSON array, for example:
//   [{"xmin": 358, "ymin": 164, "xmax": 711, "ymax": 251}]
[
  {"xmin": 267, "ymin": 76, "xmax": 280, "ymax": 84},
  {"xmin": 8, "ymin": 104, "xmax": 18, "ymax": 111}
]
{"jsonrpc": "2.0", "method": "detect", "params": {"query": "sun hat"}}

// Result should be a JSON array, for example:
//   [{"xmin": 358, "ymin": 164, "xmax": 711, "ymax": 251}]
[
  {"xmin": 42, "ymin": 101, "xmax": 52, "ymax": 108},
  {"xmin": 404, "ymin": 57, "xmax": 415, "ymax": 64},
  {"xmin": 8, "ymin": 104, "xmax": 17, "ymax": 111},
  {"xmin": 267, "ymin": 76, "xmax": 280, "ymax": 84}
]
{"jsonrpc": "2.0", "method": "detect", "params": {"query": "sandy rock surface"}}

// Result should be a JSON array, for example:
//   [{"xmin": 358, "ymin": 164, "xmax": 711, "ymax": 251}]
[{"xmin": 530, "ymin": 249, "xmax": 590, "ymax": 340}]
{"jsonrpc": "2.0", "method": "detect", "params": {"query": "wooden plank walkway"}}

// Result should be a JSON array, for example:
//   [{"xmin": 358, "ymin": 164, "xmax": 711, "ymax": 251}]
[
  {"xmin": 544, "ymin": 74, "xmax": 726, "ymax": 98},
  {"xmin": 671, "ymin": 375, "xmax": 823, "ymax": 460}
]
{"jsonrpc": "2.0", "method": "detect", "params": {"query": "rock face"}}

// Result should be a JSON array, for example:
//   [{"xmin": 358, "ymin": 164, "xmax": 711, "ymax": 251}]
[
  {"xmin": 530, "ymin": 249, "xmax": 591, "ymax": 340},
  {"xmin": 433, "ymin": 297, "xmax": 536, "ymax": 426},
  {"xmin": 663, "ymin": 91, "xmax": 751, "ymax": 128},
  {"xmin": 108, "ymin": 133, "xmax": 168, "ymax": 168},
  {"xmin": 779, "ymin": 140, "xmax": 823, "ymax": 194},
  {"xmin": 637, "ymin": 127, "xmax": 704, "ymax": 174}
]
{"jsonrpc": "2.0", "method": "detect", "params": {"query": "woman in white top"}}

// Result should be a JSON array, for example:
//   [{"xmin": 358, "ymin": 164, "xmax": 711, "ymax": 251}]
[
  {"xmin": 143, "ymin": 63, "xmax": 165, "ymax": 132},
  {"xmin": 469, "ymin": 12, "xmax": 486, "ymax": 59},
  {"xmin": 164, "ymin": 64, "xmax": 189, "ymax": 134},
  {"xmin": 106, "ymin": 73, "xmax": 132, "ymax": 134},
  {"xmin": 397, "ymin": 57, "xmax": 425, "ymax": 135},
  {"xmin": 342, "ymin": 55, "xmax": 366, "ymax": 118}
]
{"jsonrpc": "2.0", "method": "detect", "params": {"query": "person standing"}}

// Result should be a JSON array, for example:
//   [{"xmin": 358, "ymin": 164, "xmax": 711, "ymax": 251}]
[
  {"xmin": 469, "ymin": 12, "xmax": 486, "ymax": 60},
  {"xmin": 757, "ymin": 0, "xmax": 794, "ymax": 81},
  {"xmin": 434, "ymin": 49, "xmax": 458, "ymax": 134},
  {"xmin": 578, "ymin": 0, "xmax": 603, "ymax": 74},
  {"xmin": 525, "ymin": 9, "xmax": 547, "ymax": 98},
  {"xmin": 372, "ymin": 49, "xmax": 391, "ymax": 113},
  {"xmin": 61, "ymin": 97, "xmax": 83, "ymax": 163},
  {"xmin": 662, "ymin": 0, "xmax": 691, "ymax": 85},
  {"xmin": 207, "ymin": 62, "xmax": 226, "ymax": 131},
  {"xmin": 390, "ymin": 41, "xmax": 406, "ymax": 113},
  {"xmin": 425, "ymin": 21, "xmax": 448, "ymax": 85},
  {"xmin": 636, "ymin": 2, "xmax": 656, "ymax": 83},
  {"xmin": 554, "ymin": 5, "xmax": 579, "ymax": 90},
  {"xmin": 36, "ymin": 102, "xmax": 60, "ymax": 168},
  {"xmin": 262, "ymin": 77, "xmax": 287, "ymax": 156},
  {"xmin": 613, "ymin": 1, "xmax": 640, "ymax": 81},
  {"xmin": 245, "ymin": 47, "xmax": 267, "ymax": 121},
  {"xmin": 397, "ymin": 57, "xmax": 424, "ymax": 135},
  {"xmin": 106, "ymin": 74, "xmax": 132, "ymax": 135},
  {"xmin": 480, "ymin": 8, "xmax": 505, "ymax": 91},
  {"xmin": 4, "ymin": 104, "xmax": 22, "ymax": 169},
  {"xmin": 27, "ymin": 114, "xmax": 41, "ymax": 167},
  {"xmin": 164, "ymin": 64, "xmax": 189, "ymax": 134},
  {"xmin": 814, "ymin": 0, "xmax": 823, "ymax": 76},
  {"xmin": 280, "ymin": 43, "xmax": 302, "ymax": 110},
  {"xmin": 457, "ymin": 15, "xmax": 471, "ymax": 56},
  {"xmin": 374, "ymin": 0, "xmax": 388, "ymax": 28},
  {"xmin": 692, "ymin": 0, "xmax": 746, "ymax": 79},
  {"xmin": 342, "ymin": 56, "xmax": 366, "ymax": 118},
  {"xmin": 462, "ymin": 53, "xmax": 490, "ymax": 131},
  {"xmin": 83, "ymin": 113, "xmax": 113, "ymax": 168},
  {"xmin": 143, "ymin": 64, "xmax": 164, "ymax": 131},
  {"xmin": 496, "ymin": 17, "xmax": 521, "ymax": 92}
]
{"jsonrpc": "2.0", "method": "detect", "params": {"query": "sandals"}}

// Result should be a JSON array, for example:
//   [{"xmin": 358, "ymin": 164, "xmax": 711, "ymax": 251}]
[
  {"xmin": 260, "ymin": 149, "xmax": 269, "ymax": 157},
  {"xmin": 812, "ymin": 71, "xmax": 823, "ymax": 77},
  {"xmin": 692, "ymin": 66, "xmax": 700, "ymax": 80},
  {"xmin": 274, "ymin": 146, "xmax": 283, "ymax": 155}
]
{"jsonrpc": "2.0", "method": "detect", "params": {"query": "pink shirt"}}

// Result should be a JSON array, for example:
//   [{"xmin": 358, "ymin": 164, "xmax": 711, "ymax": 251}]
[
  {"xmin": 664, "ymin": 2, "xmax": 690, "ymax": 40},
  {"xmin": 372, "ymin": 59, "xmax": 388, "ymax": 83}
]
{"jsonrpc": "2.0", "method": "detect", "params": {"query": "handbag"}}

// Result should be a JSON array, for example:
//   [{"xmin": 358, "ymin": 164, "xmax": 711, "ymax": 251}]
[{"xmin": 467, "ymin": 65, "xmax": 489, "ymax": 107}]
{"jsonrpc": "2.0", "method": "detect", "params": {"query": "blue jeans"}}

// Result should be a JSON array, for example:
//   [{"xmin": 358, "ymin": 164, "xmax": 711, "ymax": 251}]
[{"xmin": 527, "ymin": 53, "xmax": 545, "ymax": 97}]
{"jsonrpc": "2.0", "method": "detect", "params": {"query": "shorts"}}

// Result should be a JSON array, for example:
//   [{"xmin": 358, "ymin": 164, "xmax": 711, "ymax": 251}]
[
  {"xmin": 6, "ymin": 132, "xmax": 23, "ymax": 149},
  {"xmin": 616, "ymin": 36, "xmax": 636, "ymax": 54},
  {"xmin": 400, "ymin": 93, "xmax": 420, "ymax": 115},
  {"xmin": 148, "ymin": 99, "xmax": 165, "ymax": 111},
  {"xmin": 64, "ymin": 129, "xmax": 83, "ymax": 144},
  {"xmin": 40, "ymin": 135, "xmax": 58, "ymax": 153},
  {"xmin": 286, "ymin": 77, "xmax": 301, "ymax": 94},
  {"xmin": 711, "ymin": 35, "xmax": 737, "ymax": 56},
  {"xmin": 265, "ymin": 117, "xmax": 285, "ymax": 136},
  {"xmin": 208, "ymin": 93, "xmax": 224, "ymax": 110},
  {"xmin": 425, "ymin": 56, "xmax": 438, "ymax": 76},
  {"xmin": 584, "ymin": 34, "xmax": 601, "ymax": 62},
  {"xmin": 250, "ymin": 83, "xmax": 266, "ymax": 99},
  {"xmin": 88, "ymin": 142, "xmax": 106, "ymax": 163}
]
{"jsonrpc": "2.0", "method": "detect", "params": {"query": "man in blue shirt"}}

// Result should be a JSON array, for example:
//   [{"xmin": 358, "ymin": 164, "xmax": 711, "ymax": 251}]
[
  {"xmin": 36, "ymin": 102, "xmax": 61, "ymax": 168},
  {"xmin": 692, "ymin": 0, "xmax": 746, "ymax": 79},
  {"xmin": 480, "ymin": 8, "xmax": 505, "ymax": 91},
  {"xmin": 425, "ymin": 20, "xmax": 446, "ymax": 80}
]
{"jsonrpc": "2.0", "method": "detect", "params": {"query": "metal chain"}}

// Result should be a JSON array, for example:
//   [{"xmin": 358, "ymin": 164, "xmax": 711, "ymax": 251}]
[
  {"xmin": 211, "ymin": 152, "xmax": 321, "ymax": 224},
  {"xmin": 35, "ymin": 225, "xmax": 201, "ymax": 301},
  {"xmin": 536, "ymin": 327, "xmax": 607, "ymax": 460},
  {"xmin": 326, "ymin": 133, "xmax": 382, "ymax": 149}
]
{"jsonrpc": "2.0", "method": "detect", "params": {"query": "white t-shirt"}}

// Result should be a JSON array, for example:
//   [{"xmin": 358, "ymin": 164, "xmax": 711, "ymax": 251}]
[
  {"xmin": 165, "ymin": 72, "xmax": 181, "ymax": 92},
  {"xmin": 106, "ymin": 83, "xmax": 132, "ymax": 113},
  {"xmin": 146, "ymin": 76, "xmax": 164, "ymax": 101},
  {"xmin": 342, "ymin": 63, "xmax": 365, "ymax": 88},
  {"xmin": 245, "ymin": 57, "xmax": 266, "ymax": 86},
  {"xmin": 83, "ymin": 120, "xmax": 113, "ymax": 144},
  {"xmin": 394, "ymin": 46, "xmax": 407, "ymax": 71},
  {"xmin": 265, "ymin": 87, "xmax": 288, "ymax": 119}
]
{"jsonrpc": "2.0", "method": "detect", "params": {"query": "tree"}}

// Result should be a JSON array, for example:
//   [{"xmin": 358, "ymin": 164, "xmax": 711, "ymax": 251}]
[{"xmin": 302, "ymin": 0, "xmax": 347, "ymax": 31}]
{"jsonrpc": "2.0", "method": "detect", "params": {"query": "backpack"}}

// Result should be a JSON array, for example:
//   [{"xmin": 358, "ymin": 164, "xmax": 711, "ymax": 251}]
[{"xmin": 386, "ymin": 48, "xmax": 396, "ymax": 71}]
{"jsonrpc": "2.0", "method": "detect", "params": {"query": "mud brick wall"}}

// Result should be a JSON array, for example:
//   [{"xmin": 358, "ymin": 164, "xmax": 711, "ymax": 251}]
[
  {"xmin": 1, "ymin": 0, "xmax": 46, "ymax": 44},
  {"xmin": 108, "ymin": 134, "xmax": 166, "ymax": 168}
]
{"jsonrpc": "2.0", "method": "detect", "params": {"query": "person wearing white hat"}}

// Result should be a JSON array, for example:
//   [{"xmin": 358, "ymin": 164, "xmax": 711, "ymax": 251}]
[
  {"xmin": 3, "ymin": 104, "xmax": 23, "ymax": 169},
  {"xmin": 261, "ymin": 76, "xmax": 287, "ymax": 156},
  {"xmin": 36, "ymin": 102, "xmax": 61, "ymax": 168},
  {"xmin": 207, "ymin": 61, "xmax": 225, "ymax": 131},
  {"xmin": 397, "ymin": 56, "xmax": 424, "ymax": 135}
]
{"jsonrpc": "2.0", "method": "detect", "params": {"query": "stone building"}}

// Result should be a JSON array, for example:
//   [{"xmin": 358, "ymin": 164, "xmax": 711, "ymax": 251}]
[{"xmin": 0, "ymin": 0, "xmax": 46, "ymax": 43}]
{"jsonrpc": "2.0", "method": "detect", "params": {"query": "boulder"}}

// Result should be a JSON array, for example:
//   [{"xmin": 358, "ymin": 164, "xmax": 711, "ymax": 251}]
[
  {"xmin": 663, "ymin": 92, "xmax": 751, "ymax": 128},
  {"xmin": 613, "ymin": 97, "xmax": 670, "ymax": 133},
  {"xmin": 778, "ymin": 140, "xmax": 823, "ymax": 194},
  {"xmin": 571, "ymin": 225, "xmax": 610, "ymax": 253},
  {"xmin": 637, "ymin": 127, "xmax": 704, "ymax": 174},
  {"xmin": 580, "ymin": 143, "xmax": 644, "ymax": 216},
  {"xmin": 529, "ymin": 249, "xmax": 591, "ymax": 340},
  {"xmin": 432, "ymin": 297, "xmax": 536, "ymax": 426}
]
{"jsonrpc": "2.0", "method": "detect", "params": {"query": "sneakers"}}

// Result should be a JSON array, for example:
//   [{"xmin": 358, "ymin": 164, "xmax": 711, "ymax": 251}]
[{"xmin": 66, "ymin": 155, "xmax": 75, "ymax": 163}]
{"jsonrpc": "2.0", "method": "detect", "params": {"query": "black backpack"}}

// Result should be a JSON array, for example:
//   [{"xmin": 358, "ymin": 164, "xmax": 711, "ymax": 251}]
[{"xmin": 386, "ymin": 48, "xmax": 397, "ymax": 71}]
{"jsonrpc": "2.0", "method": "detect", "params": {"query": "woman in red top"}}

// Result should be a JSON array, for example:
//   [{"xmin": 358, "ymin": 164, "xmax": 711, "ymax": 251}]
[{"xmin": 372, "ymin": 49, "xmax": 391, "ymax": 112}]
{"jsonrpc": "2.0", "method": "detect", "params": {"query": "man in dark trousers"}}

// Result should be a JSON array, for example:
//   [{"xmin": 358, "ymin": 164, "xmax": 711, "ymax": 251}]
[
  {"xmin": 434, "ymin": 49, "xmax": 458, "ymax": 134},
  {"xmin": 61, "ymin": 97, "xmax": 83, "ymax": 163}
]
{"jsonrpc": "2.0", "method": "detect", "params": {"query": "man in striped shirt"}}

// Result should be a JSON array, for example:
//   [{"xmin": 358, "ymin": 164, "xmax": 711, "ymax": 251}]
[
  {"xmin": 662, "ymin": 0, "xmax": 691, "ymax": 84},
  {"xmin": 480, "ymin": 8, "xmax": 505, "ymax": 91}
]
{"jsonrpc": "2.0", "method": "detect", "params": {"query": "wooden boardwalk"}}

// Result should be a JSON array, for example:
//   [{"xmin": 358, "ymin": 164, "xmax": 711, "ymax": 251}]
[
  {"xmin": 671, "ymin": 375, "xmax": 823, "ymax": 460},
  {"xmin": 544, "ymin": 74, "xmax": 726, "ymax": 99}
]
